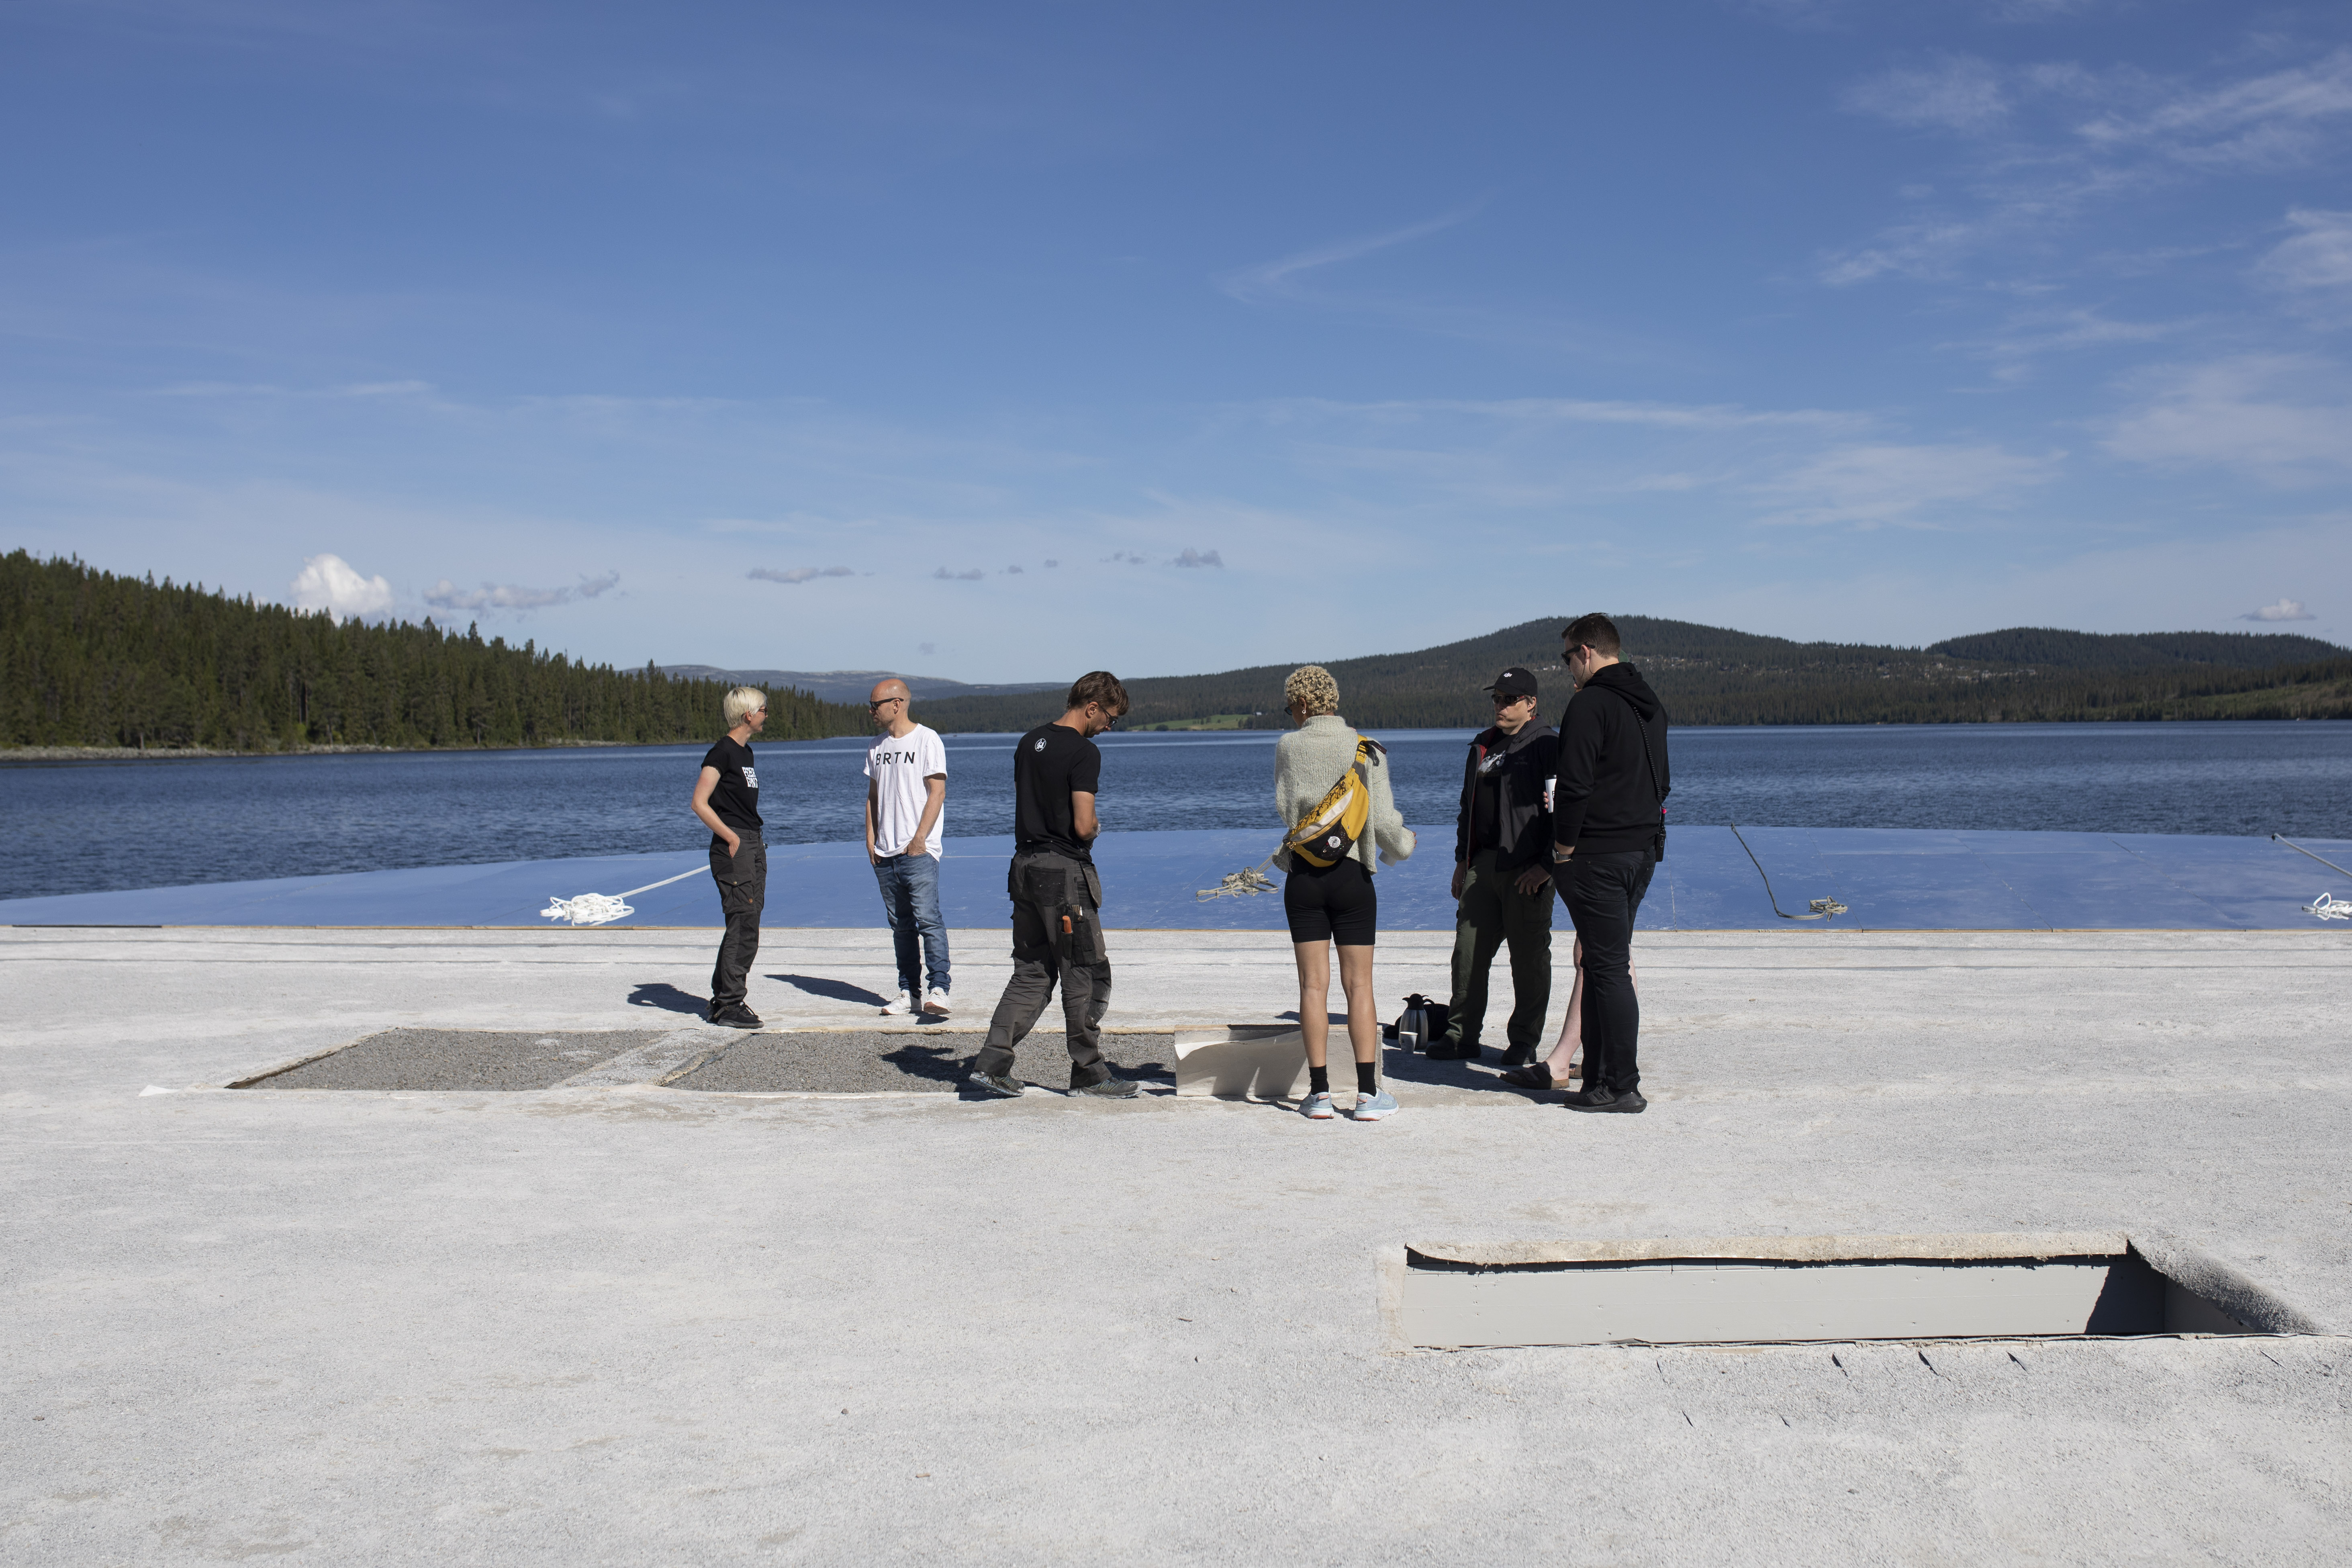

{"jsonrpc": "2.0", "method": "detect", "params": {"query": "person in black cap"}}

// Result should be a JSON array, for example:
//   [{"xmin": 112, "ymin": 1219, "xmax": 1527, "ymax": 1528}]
[{"xmin": 1432, "ymin": 665, "xmax": 1560, "ymax": 1063}]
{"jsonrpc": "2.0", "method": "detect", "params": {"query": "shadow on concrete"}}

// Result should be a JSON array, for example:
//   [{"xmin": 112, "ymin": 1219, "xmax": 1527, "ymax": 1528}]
[
  {"xmin": 627, "ymin": 982, "xmax": 708, "ymax": 1016},
  {"xmin": 880, "ymin": 1037, "xmax": 969, "ymax": 1085},
  {"xmin": 772, "ymin": 973, "xmax": 892, "ymax": 1007}
]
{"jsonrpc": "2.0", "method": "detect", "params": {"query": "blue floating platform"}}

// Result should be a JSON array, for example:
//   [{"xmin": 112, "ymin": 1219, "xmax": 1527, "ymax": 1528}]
[{"xmin": 1, "ymin": 827, "xmax": 2347, "ymax": 932}]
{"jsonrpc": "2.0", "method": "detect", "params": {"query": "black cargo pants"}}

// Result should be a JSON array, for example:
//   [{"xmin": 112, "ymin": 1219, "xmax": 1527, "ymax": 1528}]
[
  {"xmin": 976, "ymin": 848, "xmax": 1113, "ymax": 1086},
  {"xmin": 1562, "ymin": 849, "xmax": 1654, "ymax": 1096},
  {"xmin": 1446, "ymin": 847, "xmax": 1555, "ymax": 1053},
  {"xmin": 708, "ymin": 832, "xmax": 766, "ymax": 1009}
]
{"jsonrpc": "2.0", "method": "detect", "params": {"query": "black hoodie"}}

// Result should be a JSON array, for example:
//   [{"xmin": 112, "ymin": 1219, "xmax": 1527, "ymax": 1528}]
[{"xmin": 1551, "ymin": 662, "xmax": 1670, "ymax": 857}]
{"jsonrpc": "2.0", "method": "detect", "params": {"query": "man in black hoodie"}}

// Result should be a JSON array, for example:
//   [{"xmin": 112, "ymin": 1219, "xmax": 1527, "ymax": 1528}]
[
  {"xmin": 1549, "ymin": 613, "xmax": 1669, "ymax": 1113},
  {"xmin": 1433, "ymin": 665, "xmax": 1559, "ymax": 1063}
]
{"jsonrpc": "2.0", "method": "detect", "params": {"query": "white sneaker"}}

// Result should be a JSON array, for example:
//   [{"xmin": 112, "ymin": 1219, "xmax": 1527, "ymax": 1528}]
[
  {"xmin": 881, "ymin": 990, "xmax": 913, "ymax": 1016},
  {"xmin": 923, "ymin": 988, "xmax": 952, "ymax": 1016}
]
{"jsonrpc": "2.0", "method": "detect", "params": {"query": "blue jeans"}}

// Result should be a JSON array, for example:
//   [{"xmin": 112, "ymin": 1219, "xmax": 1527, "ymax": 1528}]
[{"xmin": 873, "ymin": 851, "xmax": 950, "ymax": 997}]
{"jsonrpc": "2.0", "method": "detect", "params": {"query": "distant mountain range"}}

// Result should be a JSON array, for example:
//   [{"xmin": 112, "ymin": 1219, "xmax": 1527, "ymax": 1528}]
[
  {"xmin": 657, "ymin": 666, "xmax": 1065, "ymax": 705},
  {"xmin": 887, "ymin": 619, "xmax": 2352, "ymax": 732}
]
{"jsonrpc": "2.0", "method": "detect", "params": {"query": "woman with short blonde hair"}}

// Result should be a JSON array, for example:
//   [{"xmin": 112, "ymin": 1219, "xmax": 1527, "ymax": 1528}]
[{"xmin": 1273, "ymin": 665, "xmax": 1415, "ymax": 1121}]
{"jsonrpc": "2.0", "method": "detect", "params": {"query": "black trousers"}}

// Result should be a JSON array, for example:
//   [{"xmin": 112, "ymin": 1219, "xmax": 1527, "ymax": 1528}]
[
  {"xmin": 709, "ymin": 833, "xmax": 766, "ymax": 1008},
  {"xmin": 1562, "ymin": 850, "xmax": 1654, "ymax": 1095},
  {"xmin": 977, "ymin": 849, "xmax": 1112, "ymax": 1086},
  {"xmin": 1446, "ymin": 848, "xmax": 1554, "ymax": 1052}
]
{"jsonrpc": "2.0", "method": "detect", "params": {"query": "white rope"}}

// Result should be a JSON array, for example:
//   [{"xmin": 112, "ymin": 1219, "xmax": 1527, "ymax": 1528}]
[
  {"xmin": 2311, "ymin": 891, "xmax": 2352, "ymax": 922},
  {"xmin": 541, "ymin": 864, "xmax": 707, "ymax": 927},
  {"xmin": 1198, "ymin": 857, "xmax": 1279, "ymax": 901}
]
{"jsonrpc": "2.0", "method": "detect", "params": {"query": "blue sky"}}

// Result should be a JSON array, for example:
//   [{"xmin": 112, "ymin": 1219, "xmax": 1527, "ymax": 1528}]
[{"xmin": 3, "ymin": 0, "xmax": 2348, "ymax": 680}]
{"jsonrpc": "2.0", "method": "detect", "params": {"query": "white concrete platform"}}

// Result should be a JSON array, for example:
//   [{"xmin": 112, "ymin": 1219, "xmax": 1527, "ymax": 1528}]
[{"xmin": 4, "ymin": 925, "xmax": 2349, "ymax": 1564}]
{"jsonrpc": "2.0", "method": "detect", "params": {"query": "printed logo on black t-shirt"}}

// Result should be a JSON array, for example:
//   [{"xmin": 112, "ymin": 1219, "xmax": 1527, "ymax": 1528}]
[
  {"xmin": 743, "ymin": 767, "xmax": 759, "ymax": 788},
  {"xmin": 1033, "ymin": 738, "xmax": 1047, "ymax": 751}
]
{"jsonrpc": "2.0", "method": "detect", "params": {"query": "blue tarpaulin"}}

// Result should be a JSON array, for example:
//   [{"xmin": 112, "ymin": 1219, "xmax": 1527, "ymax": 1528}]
[{"xmin": 2, "ymin": 827, "xmax": 2346, "ymax": 931}]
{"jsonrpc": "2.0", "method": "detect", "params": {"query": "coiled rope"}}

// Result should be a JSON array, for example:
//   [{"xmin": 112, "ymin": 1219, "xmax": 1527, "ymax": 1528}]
[
  {"xmin": 2272, "ymin": 836, "xmax": 2352, "ymax": 923},
  {"xmin": 541, "ymin": 864, "xmax": 706, "ymax": 927},
  {"xmin": 1199, "ymin": 858, "xmax": 1279, "ymax": 900}
]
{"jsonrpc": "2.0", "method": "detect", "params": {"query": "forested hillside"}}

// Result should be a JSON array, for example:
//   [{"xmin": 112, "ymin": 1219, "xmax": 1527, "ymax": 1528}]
[
  {"xmin": 0, "ymin": 551, "xmax": 869, "ymax": 751},
  {"xmin": 911, "ymin": 615, "xmax": 2352, "ymax": 732}
]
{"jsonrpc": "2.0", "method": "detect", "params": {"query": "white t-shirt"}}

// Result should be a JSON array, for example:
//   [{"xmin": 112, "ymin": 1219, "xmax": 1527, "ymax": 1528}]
[{"xmin": 864, "ymin": 724, "xmax": 948, "ymax": 858}]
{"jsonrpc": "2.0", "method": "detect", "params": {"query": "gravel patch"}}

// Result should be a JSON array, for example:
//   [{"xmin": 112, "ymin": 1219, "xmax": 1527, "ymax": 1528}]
[
  {"xmin": 671, "ymin": 1029, "xmax": 1177, "ymax": 1094},
  {"xmin": 248, "ymin": 1028, "xmax": 670, "ymax": 1090}
]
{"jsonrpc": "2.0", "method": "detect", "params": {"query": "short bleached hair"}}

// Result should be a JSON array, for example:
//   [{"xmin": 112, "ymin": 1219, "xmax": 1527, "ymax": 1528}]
[
  {"xmin": 1284, "ymin": 665, "xmax": 1339, "ymax": 717},
  {"xmin": 723, "ymin": 686, "xmax": 768, "ymax": 726}
]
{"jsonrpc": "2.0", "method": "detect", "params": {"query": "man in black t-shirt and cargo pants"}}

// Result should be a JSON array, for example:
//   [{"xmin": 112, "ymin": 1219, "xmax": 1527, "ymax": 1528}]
[
  {"xmin": 967, "ymin": 672, "xmax": 1140, "ymax": 1100},
  {"xmin": 691, "ymin": 686, "xmax": 769, "ymax": 1029}
]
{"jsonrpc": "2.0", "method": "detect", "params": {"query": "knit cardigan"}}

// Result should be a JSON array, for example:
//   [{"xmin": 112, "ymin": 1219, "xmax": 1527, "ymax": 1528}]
[{"xmin": 1272, "ymin": 714, "xmax": 1416, "ymax": 874}]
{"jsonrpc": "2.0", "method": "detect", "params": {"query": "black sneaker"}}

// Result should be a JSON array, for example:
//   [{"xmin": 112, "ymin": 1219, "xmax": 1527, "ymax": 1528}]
[
  {"xmin": 965, "ymin": 1071, "xmax": 1025, "ymax": 1098},
  {"xmin": 1563, "ymin": 1086, "xmax": 1645, "ymax": 1113},
  {"xmin": 1068, "ymin": 1073, "xmax": 1140, "ymax": 1098},
  {"xmin": 1422, "ymin": 1041, "xmax": 1462, "ymax": 1061},
  {"xmin": 1456, "ymin": 1043, "xmax": 1482, "ymax": 1063},
  {"xmin": 709, "ymin": 1003, "xmax": 763, "ymax": 1029}
]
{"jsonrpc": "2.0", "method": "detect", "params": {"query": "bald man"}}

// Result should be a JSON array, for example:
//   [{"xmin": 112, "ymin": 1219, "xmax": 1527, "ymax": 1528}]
[{"xmin": 865, "ymin": 677, "xmax": 952, "ymax": 1015}]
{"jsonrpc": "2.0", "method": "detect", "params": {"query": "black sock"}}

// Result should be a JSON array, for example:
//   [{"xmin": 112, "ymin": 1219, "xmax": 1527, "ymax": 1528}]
[
  {"xmin": 1308, "ymin": 1065, "xmax": 1330, "ymax": 1095},
  {"xmin": 1356, "ymin": 1062, "xmax": 1379, "ymax": 1096}
]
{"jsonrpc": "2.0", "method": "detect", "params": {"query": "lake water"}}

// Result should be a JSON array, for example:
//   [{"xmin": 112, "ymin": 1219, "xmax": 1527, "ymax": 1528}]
[{"xmin": 2, "ymin": 722, "xmax": 2347, "ymax": 899}]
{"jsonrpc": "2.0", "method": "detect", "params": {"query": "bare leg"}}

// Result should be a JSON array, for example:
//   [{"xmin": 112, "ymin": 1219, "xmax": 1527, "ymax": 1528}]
[
  {"xmin": 1544, "ymin": 939, "xmax": 1636, "ymax": 1083},
  {"xmin": 1293, "ymin": 940, "xmax": 1332, "ymax": 1069},
  {"xmin": 1336, "ymin": 944, "xmax": 1378, "ymax": 1065}
]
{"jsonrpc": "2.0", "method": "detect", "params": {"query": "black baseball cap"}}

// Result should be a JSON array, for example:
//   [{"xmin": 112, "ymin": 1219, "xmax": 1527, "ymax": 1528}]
[{"xmin": 1484, "ymin": 666, "xmax": 1539, "ymax": 699}]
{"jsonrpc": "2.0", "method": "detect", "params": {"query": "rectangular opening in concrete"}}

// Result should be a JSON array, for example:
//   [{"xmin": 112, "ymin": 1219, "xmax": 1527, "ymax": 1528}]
[{"xmin": 1389, "ymin": 1233, "xmax": 2322, "ymax": 1349}]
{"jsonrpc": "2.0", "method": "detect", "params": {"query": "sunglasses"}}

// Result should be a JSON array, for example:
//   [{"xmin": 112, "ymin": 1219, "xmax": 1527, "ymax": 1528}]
[
  {"xmin": 1492, "ymin": 691, "xmax": 1533, "ymax": 705},
  {"xmin": 867, "ymin": 696, "xmax": 905, "ymax": 709}
]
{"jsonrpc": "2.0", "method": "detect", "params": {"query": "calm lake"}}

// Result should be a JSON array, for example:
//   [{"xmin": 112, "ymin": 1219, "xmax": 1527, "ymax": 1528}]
[{"xmin": 3, "ymin": 722, "xmax": 2348, "ymax": 899}]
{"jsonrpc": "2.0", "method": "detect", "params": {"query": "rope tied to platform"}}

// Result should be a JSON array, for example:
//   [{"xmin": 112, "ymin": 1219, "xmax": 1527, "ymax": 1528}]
[
  {"xmin": 541, "ymin": 864, "xmax": 707, "ymax": 927},
  {"xmin": 1198, "ymin": 858, "xmax": 1279, "ymax": 901},
  {"xmin": 2311, "ymin": 891, "xmax": 2352, "ymax": 922}
]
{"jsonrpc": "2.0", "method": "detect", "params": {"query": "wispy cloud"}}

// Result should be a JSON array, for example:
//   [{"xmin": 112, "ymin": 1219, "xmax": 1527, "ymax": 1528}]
[
  {"xmin": 1951, "ymin": 306, "xmax": 2182, "ymax": 380},
  {"xmin": 1218, "ymin": 206, "xmax": 1481, "ymax": 307},
  {"xmin": 1169, "ymin": 548, "xmax": 1224, "ymax": 568},
  {"xmin": 1102, "ymin": 550, "xmax": 1148, "ymax": 565},
  {"xmin": 2103, "ymin": 355, "xmax": 2352, "ymax": 485},
  {"xmin": 1002, "ymin": 564, "xmax": 1024, "ymax": 574},
  {"xmin": 748, "ymin": 565, "xmax": 853, "ymax": 584},
  {"xmin": 288, "ymin": 552, "xmax": 392, "ymax": 621},
  {"xmin": 1255, "ymin": 396, "xmax": 1863, "ymax": 433},
  {"xmin": 2078, "ymin": 48, "xmax": 2352, "ymax": 170},
  {"xmin": 1752, "ymin": 443, "xmax": 2064, "ymax": 528},
  {"xmin": 2254, "ymin": 209, "xmax": 2352, "ymax": 300},
  {"xmin": 1843, "ymin": 56, "xmax": 2009, "ymax": 133},
  {"xmin": 932, "ymin": 566, "xmax": 984, "ymax": 581},
  {"xmin": 2242, "ymin": 597, "xmax": 2316, "ymax": 622},
  {"xmin": 424, "ymin": 570, "xmax": 620, "ymax": 611}
]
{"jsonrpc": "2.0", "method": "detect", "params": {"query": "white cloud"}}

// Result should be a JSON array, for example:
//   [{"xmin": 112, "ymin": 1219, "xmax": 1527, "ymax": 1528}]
[
  {"xmin": 1844, "ymin": 57, "xmax": 2009, "ymax": 133},
  {"xmin": 1003, "ymin": 564, "xmax": 1024, "ymax": 574},
  {"xmin": 1169, "ymin": 548, "xmax": 1224, "ymax": 568},
  {"xmin": 748, "ymin": 565, "xmax": 854, "ymax": 584},
  {"xmin": 2255, "ymin": 209, "xmax": 2352, "ymax": 296},
  {"xmin": 288, "ymin": 552, "xmax": 392, "ymax": 620},
  {"xmin": 424, "ymin": 570, "xmax": 620, "ymax": 611},
  {"xmin": 2242, "ymin": 598, "xmax": 2316, "ymax": 622},
  {"xmin": 1102, "ymin": 550, "xmax": 1148, "ymax": 565},
  {"xmin": 2079, "ymin": 48, "xmax": 2352, "ymax": 170},
  {"xmin": 1753, "ymin": 443, "xmax": 2064, "ymax": 528},
  {"xmin": 1218, "ymin": 206, "xmax": 1479, "ymax": 307},
  {"xmin": 1953, "ymin": 307, "xmax": 2182, "ymax": 380},
  {"xmin": 2103, "ymin": 356, "xmax": 2352, "ymax": 485},
  {"xmin": 932, "ymin": 566, "xmax": 984, "ymax": 581},
  {"xmin": 1042, "ymin": 559, "xmax": 1059, "ymax": 568}
]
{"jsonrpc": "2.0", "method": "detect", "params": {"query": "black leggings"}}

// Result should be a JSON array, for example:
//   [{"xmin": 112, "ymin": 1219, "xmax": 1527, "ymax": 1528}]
[{"xmin": 1284, "ymin": 856, "xmax": 1378, "ymax": 946}]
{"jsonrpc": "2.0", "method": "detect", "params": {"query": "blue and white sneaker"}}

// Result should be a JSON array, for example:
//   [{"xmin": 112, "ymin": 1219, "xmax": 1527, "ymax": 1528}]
[
  {"xmin": 1351, "ymin": 1089, "xmax": 1399, "ymax": 1122},
  {"xmin": 1300, "ymin": 1091, "xmax": 1337, "ymax": 1120}
]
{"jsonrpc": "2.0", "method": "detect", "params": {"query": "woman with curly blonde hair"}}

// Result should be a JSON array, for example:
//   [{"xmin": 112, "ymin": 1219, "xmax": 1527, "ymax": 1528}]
[{"xmin": 1274, "ymin": 665, "xmax": 1416, "ymax": 1120}]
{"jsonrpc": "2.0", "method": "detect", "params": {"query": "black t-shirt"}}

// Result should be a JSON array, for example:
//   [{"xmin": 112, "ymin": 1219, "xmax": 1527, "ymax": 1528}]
[
  {"xmin": 1013, "ymin": 722, "xmax": 1101, "ymax": 861},
  {"xmin": 701, "ymin": 736, "xmax": 762, "ymax": 834}
]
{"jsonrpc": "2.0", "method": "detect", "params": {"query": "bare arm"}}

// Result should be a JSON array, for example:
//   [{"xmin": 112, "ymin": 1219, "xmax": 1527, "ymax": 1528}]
[
  {"xmin": 864, "ymin": 777, "xmax": 879, "ymax": 864},
  {"xmin": 905, "ymin": 774, "xmax": 946, "ymax": 858},
  {"xmin": 690, "ymin": 766, "xmax": 739, "ymax": 855},
  {"xmin": 1071, "ymin": 789, "xmax": 1099, "ymax": 842}
]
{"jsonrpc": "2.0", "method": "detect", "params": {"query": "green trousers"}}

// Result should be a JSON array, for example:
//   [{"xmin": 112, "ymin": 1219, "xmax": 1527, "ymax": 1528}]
[{"xmin": 1447, "ymin": 848, "xmax": 1555, "ymax": 1053}]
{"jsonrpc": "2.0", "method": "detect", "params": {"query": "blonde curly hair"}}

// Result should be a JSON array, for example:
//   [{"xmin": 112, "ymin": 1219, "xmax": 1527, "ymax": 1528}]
[{"xmin": 1283, "ymin": 665, "xmax": 1340, "ymax": 717}]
